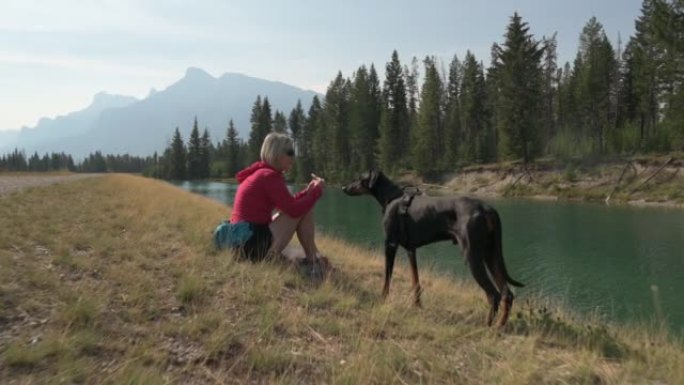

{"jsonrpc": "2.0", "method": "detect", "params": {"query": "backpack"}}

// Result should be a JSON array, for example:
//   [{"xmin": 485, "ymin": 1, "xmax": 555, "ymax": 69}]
[{"xmin": 213, "ymin": 221, "xmax": 253, "ymax": 250}]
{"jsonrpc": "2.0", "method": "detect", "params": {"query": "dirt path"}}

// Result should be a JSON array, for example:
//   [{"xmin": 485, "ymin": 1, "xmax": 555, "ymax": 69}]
[{"xmin": 0, "ymin": 174, "xmax": 101, "ymax": 198}]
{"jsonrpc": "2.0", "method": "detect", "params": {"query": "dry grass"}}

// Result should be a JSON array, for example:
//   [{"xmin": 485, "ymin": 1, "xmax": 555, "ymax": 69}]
[{"xmin": 1, "ymin": 174, "xmax": 683, "ymax": 384}]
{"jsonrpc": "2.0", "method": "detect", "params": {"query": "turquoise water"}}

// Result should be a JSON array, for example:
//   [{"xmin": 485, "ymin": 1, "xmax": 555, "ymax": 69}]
[{"xmin": 176, "ymin": 180, "xmax": 684, "ymax": 334}]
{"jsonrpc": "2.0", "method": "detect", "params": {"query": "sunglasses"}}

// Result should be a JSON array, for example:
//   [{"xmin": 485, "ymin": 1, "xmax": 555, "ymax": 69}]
[{"xmin": 285, "ymin": 149, "xmax": 295, "ymax": 157}]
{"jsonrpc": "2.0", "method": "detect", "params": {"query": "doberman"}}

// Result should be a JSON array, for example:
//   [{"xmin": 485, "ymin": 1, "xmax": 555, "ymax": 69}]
[{"xmin": 342, "ymin": 170, "xmax": 524, "ymax": 328}]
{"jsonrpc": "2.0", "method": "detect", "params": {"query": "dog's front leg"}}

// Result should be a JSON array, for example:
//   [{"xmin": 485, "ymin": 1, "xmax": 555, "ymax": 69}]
[
  {"xmin": 406, "ymin": 249, "xmax": 422, "ymax": 307},
  {"xmin": 383, "ymin": 241, "xmax": 398, "ymax": 300}
]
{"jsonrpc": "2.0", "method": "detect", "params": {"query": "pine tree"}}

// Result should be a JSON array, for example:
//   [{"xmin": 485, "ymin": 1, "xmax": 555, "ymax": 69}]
[
  {"xmin": 368, "ymin": 64, "xmax": 382, "ymax": 168},
  {"xmin": 28, "ymin": 152, "xmax": 41, "ymax": 171},
  {"xmin": 492, "ymin": 12, "xmax": 545, "ymax": 163},
  {"xmin": 307, "ymin": 96, "xmax": 325, "ymax": 179},
  {"xmin": 288, "ymin": 100, "xmax": 305, "ymax": 148},
  {"xmin": 652, "ymin": 0, "xmax": 682, "ymax": 115},
  {"xmin": 40, "ymin": 153, "xmax": 50, "ymax": 171},
  {"xmin": 273, "ymin": 110, "xmax": 288, "ymax": 133},
  {"xmin": 460, "ymin": 52, "xmax": 491, "ymax": 163},
  {"xmin": 187, "ymin": 117, "xmax": 202, "ymax": 179},
  {"xmin": 632, "ymin": 0, "xmax": 663, "ymax": 146},
  {"xmin": 413, "ymin": 56, "xmax": 443, "ymax": 176},
  {"xmin": 444, "ymin": 54, "xmax": 462, "ymax": 167},
  {"xmin": 651, "ymin": 0, "xmax": 684, "ymax": 149},
  {"xmin": 485, "ymin": 51, "xmax": 502, "ymax": 162},
  {"xmin": 83, "ymin": 151, "xmax": 107, "ymax": 173},
  {"xmin": 404, "ymin": 57, "xmax": 421, "ymax": 168},
  {"xmin": 377, "ymin": 50, "xmax": 409, "ymax": 173},
  {"xmin": 225, "ymin": 119, "xmax": 241, "ymax": 177},
  {"xmin": 170, "ymin": 127, "xmax": 187, "ymax": 179},
  {"xmin": 260, "ymin": 97, "xmax": 273, "ymax": 134},
  {"xmin": 348, "ymin": 65, "xmax": 377, "ymax": 174},
  {"xmin": 349, "ymin": 65, "xmax": 368, "ymax": 173},
  {"xmin": 324, "ymin": 72, "xmax": 351, "ymax": 180},
  {"xmin": 200, "ymin": 128, "xmax": 211, "ymax": 178},
  {"xmin": 248, "ymin": 96, "xmax": 264, "ymax": 162},
  {"xmin": 541, "ymin": 33, "xmax": 560, "ymax": 149},
  {"xmin": 575, "ymin": 17, "xmax": 618, "ymax": 154},
  {"xmin": 557, "ymin": 59, "xmax": 582, "ymax": 150},
  {"xmin": 288, "ymin": 102, "xmax": 306, "ymax": 181},
  {"xmin": 617, "ymin": 40, "xmax": 641, "ymax": 151},
  {"xmin": 4, "ymin": 149, "xmax": 27, "ymax": 171}
]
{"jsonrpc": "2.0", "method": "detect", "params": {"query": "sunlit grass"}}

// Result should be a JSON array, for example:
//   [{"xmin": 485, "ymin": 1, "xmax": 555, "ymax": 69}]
[{"xmin": 0, "ymin": 174, "xmax": 682, "ymax": 384}]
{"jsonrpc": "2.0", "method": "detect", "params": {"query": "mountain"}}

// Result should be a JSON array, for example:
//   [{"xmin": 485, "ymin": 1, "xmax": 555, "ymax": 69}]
[
  {"xmin": 1, "ymin": 92, "xmax": 138, "ymax": 154},
  {"xmin": 0, "ymin": 130, "xmax": 19, "ymax": 150},
  {"xmin": 1, "ymin": 68, "xmax": 321, "ymax": 158}
]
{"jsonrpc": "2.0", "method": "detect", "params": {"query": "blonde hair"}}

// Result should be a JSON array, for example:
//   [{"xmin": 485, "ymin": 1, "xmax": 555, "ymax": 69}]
[{"xmin": 260, "ymin": 132, "xmax": 294, "ymax": 166}]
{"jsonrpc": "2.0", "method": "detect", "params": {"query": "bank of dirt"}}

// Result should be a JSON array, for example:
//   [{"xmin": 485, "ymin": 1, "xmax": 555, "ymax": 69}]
[{"xmin": 397, "ymin": 155, "xmax": 684, "ymax": 208}]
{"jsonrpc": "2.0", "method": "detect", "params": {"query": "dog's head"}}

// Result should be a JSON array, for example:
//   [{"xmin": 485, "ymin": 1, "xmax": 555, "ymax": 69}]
[{"xmin": 342, "ymin": 169, "xmax": 382, "ymax": 196}]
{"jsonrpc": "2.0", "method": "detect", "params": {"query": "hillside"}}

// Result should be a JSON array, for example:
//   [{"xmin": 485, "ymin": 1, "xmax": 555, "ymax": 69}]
[{"xmin": 0, "ymin": 174, "xmax": 682, "ymax": 384}]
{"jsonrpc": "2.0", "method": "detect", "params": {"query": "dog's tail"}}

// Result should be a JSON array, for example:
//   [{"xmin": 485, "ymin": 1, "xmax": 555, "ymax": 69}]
[{"xmin": 489, "ymin": 210, "xmax": 525, "ymax": 288}]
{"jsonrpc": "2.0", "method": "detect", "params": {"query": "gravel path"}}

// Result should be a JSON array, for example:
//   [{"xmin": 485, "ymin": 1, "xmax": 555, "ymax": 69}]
[{"xmin": 0, "ymin": 174, "xmax": 101, "ymax": 198}]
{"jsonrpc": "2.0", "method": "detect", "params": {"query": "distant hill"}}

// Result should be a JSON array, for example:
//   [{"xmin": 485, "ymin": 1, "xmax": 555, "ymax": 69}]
[
  {"xmin": 1, "ymin": 68, "xmax": 320, "ymax": 158},
  {"xmin": 0, "ymin": 92, "xmax": 138, "ymax": 155}
]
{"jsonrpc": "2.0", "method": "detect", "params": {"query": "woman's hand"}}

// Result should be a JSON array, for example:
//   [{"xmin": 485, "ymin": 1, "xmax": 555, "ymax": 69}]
[{"xmin": 310, "ymin": 173, "xmax": 325, "ymax": 190}]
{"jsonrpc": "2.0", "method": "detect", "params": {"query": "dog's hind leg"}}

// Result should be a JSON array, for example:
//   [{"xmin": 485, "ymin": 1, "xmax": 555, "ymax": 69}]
[
  {"xmin": 406, "ymin": 248, "xmax": 422, "ymax": 307},
  {"xmin": 483, "ymin": 253, "xmax": 514, "ymax": 328},
  {"xmin": 479, "ymin": 240, "xmax": 511, "ymax": 327},
  {"xmin": 483, "ymin": 211, "xmax": 517, "ymax": 328},
  {"xmin": 465, "ymin": 247, "xmax": 501, "ymax": 326},
  {"xmin": 486, "ymin": 261, "xmax": 513, "ymax": 328}
]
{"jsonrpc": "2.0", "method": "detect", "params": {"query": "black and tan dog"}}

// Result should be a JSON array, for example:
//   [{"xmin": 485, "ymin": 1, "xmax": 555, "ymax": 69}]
[{"xmin": 342, "ymin": 170, "xmax": 524, "ymax": 327}]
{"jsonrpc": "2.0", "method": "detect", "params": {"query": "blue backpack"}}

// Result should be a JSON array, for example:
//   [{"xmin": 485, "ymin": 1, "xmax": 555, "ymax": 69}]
[{"xmin": 213, "ymin": 221, "xmax": 253, "ymax": 250}]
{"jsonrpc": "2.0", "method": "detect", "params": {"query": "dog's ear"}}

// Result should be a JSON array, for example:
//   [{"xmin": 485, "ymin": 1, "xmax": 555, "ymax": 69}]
[{"xmin": 367, "ymin": 169, "xmax": 380, "ymax": 189}]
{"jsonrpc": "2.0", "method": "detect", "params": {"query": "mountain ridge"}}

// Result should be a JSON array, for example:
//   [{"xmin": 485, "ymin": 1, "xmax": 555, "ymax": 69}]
[{"xmin": 1, "ymin": 68, "xmax": 321, "ymax": 158}]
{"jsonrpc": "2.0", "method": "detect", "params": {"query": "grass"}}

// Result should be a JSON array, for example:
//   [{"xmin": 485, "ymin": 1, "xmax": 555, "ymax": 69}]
[{"xmin": 1, "ymin": 173, "xmax": 683, "ymax": 384}]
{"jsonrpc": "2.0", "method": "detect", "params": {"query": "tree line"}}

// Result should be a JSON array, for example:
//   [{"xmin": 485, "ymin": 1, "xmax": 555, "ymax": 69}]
[
  {"xmin": 4, "ymin": 2, "xmax": 683, "ymax": 183},
  {"xmin": 145, "ymin": 116, "xmax": 244, "ymax": 180},
  {"xmin": 0, "ymin": 149, "xmax": 155, "ymax": 173},
  {"xmin": 206, "ymin": 2, "xmax": 684, "ymax": 183}
]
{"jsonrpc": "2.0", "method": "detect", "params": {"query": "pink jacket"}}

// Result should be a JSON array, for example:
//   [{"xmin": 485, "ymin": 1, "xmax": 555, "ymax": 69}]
[{"xmin": 230, "ymin": 161, "xmax": 323, "ymax": 225}]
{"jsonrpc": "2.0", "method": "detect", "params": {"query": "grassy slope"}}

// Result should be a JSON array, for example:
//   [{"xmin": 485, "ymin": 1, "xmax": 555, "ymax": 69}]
[{"xmin": 0, "ymin": 174, "xmax": 682, "ymax": 384}]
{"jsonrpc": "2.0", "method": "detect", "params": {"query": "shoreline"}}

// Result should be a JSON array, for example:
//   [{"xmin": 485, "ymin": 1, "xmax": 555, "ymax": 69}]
[{"xmin": 396, "ymin": 156, "xmax": 684, "ymax": 210}]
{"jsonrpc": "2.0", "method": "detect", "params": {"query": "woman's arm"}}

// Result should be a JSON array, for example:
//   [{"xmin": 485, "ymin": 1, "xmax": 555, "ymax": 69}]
[{"xmin": 265, "ymin": 173, "xmax": 323, "ymax": 218}]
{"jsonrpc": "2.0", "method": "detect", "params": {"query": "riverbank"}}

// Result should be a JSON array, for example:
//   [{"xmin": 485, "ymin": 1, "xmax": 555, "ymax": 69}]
[
  {"xmin": 397, "ymin": 154, "xmax": 684, "ymax": 208},
  {"xmin": 1, "ymin": 174, "xmax": 682, "ymax": 384}
]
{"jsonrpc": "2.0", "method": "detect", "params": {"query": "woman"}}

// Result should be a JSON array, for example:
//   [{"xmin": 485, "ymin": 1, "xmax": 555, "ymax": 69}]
[{"xmin": 230, "ymin": 132, "xmax": 325, "ymax": 263}]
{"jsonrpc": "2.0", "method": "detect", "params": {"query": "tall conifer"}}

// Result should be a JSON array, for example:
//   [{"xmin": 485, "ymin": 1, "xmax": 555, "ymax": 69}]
[{"xmin": 492, "ymin": 12, "xmax": 544, "ymax": 162}]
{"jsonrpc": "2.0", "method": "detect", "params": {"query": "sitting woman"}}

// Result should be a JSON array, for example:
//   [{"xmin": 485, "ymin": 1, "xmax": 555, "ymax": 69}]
[{"xmin": 229, "ymin": 132, "xmax": 326, "ymax": 264}]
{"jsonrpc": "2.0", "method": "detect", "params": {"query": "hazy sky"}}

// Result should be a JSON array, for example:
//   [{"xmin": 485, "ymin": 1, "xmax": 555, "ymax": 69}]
[{"xmin": 1, "ymin": 0, "xmax": 643, "ymax": 132}]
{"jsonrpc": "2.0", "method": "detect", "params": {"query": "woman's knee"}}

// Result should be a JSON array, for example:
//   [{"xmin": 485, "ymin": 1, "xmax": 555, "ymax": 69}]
[{"xmin": 298, "ymin": 208, "xmax": 315, "ymax": 225}]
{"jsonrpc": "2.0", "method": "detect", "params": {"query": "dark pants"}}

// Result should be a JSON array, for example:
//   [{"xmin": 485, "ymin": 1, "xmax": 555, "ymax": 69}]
[{"xmin": 233, "ymin": 223, "xmax": 273, "ymax": 262}]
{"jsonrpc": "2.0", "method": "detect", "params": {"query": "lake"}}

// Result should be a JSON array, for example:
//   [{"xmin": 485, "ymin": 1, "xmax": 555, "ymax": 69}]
[{"xmin": 175, "ymin": 180, "xmax": 684, "ymax": 334}]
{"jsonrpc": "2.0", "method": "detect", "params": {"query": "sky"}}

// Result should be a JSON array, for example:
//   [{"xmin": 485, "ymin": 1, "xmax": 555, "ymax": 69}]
[{"xmin": 1, "ymin": 0, "xmax": 644, "ymax": 132}]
